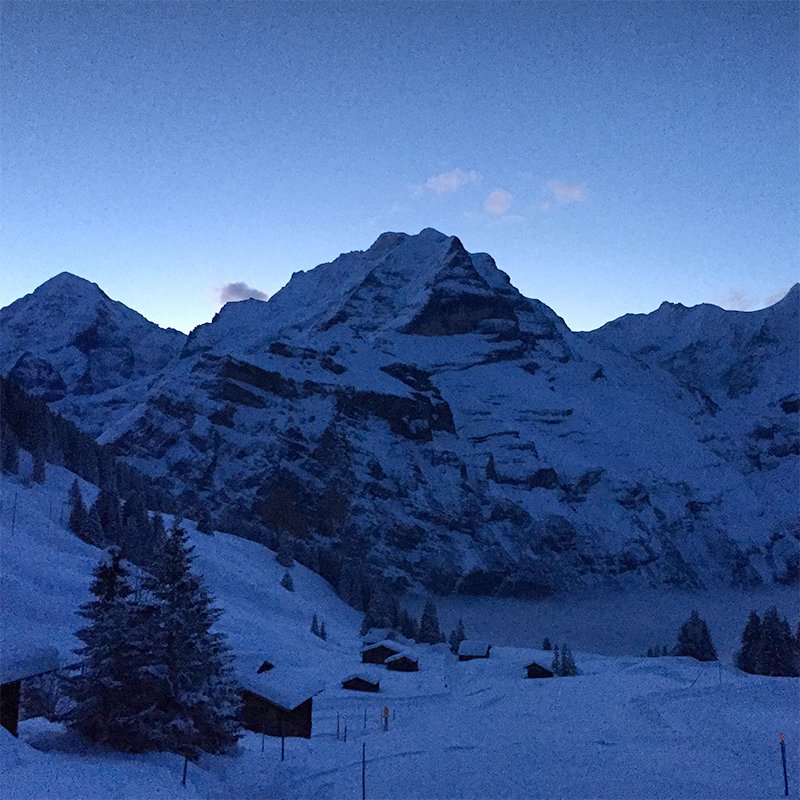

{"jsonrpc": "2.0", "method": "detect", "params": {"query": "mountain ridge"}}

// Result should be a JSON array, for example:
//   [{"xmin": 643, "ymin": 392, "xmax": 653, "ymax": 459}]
[{"xmin": 1, "ymin": 230, "xmax": 797, "ymax": 597}]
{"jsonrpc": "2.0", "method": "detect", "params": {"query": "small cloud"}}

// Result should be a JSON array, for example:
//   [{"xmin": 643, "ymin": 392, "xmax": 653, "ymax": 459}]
[
  {"xmin": 540, "ymin": 180, "xmax": 589, "ymax": 211},
  {"xmin": 218, "ymin": 281, "xmax": 269, "ymax": 304},
  {"xmin": 484, "ymin": 188, "xmax": 513, "ymax": 216},
  {"xmin": 720, "ymin": 289, "xmax": 756, "ymax": 311},
  {"xmin": 416, "ymin": 168, "xmax": 480, "ymax": 195}
]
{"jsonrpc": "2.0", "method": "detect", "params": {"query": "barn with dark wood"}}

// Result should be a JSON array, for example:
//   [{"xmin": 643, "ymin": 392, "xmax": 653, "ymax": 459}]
[
  {"xmin": 341, "ymin": 675, "xmax": 380, "ymax": 693},
  {"xmin": 385, "ymin": 653, "xmax": 419, "ymax": 672},
  {"xmin": 457, "ymin": 641, "xmax": 492, "ymax": 662},
  {"xmin": 525, "ymin": 661, "xmax": 554, "ymax": 679},
  {"xmin": 361, "ymin": 640, "xmax": 402, "ymax": 664},
  {"xmin": 237, "ymin": 661, "xmax": 324, "ymax": 739},
  {"xmin": 1, "ymin": 647, "xmax": 61, "ymax": 737}
]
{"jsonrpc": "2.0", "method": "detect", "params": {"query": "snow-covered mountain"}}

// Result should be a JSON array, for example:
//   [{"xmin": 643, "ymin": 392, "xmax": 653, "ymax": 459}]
[
  {"xmin": 2, "ymin": 231, "xmax": 797, "ymax": 595},
  {"xmin": 0, "ymin": 272, "xmax": 185, "ymax": 432}
]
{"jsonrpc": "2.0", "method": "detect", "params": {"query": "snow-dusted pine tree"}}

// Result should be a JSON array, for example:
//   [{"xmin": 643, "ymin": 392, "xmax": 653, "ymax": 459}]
[
  {"xmin": 281, "ymin": 570, "xmax": 294, "ymax": 591},
  {"xmin": 674, "ymin": 610, "xmax": 717, "ymax": 661},
  {"xmin": 67, "ymin": 547, "xmax": 145, "ymax": 747},
  {"xmin": 140, "ymin": 520, "xmax": 241, "ymax": 758},
  {"xmin": 560, "ymin": 645, "xmax": 578, "ymax": 676},
  {"xmin": 448, "ymin": 619, "xmax": 466, "ymax": 654},
  {"xmin": 551, "ymin": 644, "xmax": 562, "ymax": 676},
  {"xmin": 736, "ymin": 611, "xmax": 762, "ymax": 674},
  {"xmin": 417, "ymin": 599, "xmax": 441, "ymax": 644}
]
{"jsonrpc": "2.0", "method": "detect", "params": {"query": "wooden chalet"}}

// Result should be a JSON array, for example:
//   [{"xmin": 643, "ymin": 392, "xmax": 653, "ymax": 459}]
[
  {"xmin": 341, "ymin": 675, "xmax": 380, "ymax": 693},
  {"xmin": 1, "ymin": 647, "xmax": 61, "ymax": 737},
  {"xmin": 457, "ymin": 640, "xmax": 492, "ymax": 662},
  {"xmin": 385, "ymin": 653, "xmax": 419, "ymax": 672},
  {"xmin": 361, "ymin": 640, "xmax": 402, "ymax": 665},
  {"xmin": 237, "ymin": 660, "xmax": 324, "ymax": 739},
  {"xmin": 525, "ymin": 661, "xmax": 554, "ymax": 679}
]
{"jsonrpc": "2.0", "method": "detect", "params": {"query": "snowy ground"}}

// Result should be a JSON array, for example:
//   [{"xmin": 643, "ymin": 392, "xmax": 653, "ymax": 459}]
[{"xmin": 2, "ymin": 463, "xmax": 798, "ymax": 799}]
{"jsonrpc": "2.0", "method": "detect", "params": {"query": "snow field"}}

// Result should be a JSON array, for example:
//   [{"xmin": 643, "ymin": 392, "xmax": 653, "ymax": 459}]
[{"xmin": 1, "ymin": 465, "xmax": 798, "ymax": 799}]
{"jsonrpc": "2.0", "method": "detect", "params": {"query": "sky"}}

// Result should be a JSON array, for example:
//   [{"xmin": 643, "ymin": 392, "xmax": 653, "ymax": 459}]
[{"xmin": 1, "ymin": 0, "xmax": 797, "ymax": 333}]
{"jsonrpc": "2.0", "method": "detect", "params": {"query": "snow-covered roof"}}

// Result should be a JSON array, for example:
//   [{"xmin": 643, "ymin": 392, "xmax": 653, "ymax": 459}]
[
  {"xmin": 238, "ymin": 665, "xmax": 324, "ymax": 711},
  {"xmin": 385, "ymin": 652, "xmax": 416, "ymax": 664},
  {"xmin": 362, "ymin": 628, "xmax": 395, "ymax": 645},
  {"xmin": 342, "ymin": 674, "xmax": 380, "ymax": 685},
  {"xmin": 360, "ymin": 639, "xmax": 402, "ymax": 654},
  {"xmin": 458, "ymin": 640, "xmax": 491, "ymax": 657},
  {"xmin": 0, "ymin": 647, "xmax": 61, "ymax": 684}
]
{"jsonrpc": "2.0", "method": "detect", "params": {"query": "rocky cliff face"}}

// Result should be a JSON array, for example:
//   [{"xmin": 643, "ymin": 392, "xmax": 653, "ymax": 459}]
[{"xmin": 2, "ymin": 232, "xmax": 797, "ymax": 595}]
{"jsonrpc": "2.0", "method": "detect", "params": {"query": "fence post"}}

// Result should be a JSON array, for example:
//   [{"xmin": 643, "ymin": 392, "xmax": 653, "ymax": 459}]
[
  {"xmin": 362, "ymin": 742, "xmax": 366, "ymax": 800},
  {"xmin": 182, "ymin": 755, "xmax": 189, "ymax": 786},
  {"xmin": 780, "ymin": 733, "xmax": 789, "ymax": 797}
]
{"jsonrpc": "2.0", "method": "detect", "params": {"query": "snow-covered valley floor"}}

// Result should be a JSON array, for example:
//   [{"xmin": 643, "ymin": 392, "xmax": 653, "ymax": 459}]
[{"xmin": 2, "ymin": 464, "xmax": 798, "ymax": 799}]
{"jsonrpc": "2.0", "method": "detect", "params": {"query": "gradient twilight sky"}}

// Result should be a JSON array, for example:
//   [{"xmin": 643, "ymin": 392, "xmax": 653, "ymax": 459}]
[{"xmin": 1, "ymin": 1, "xmax": 797, "ymax": 333}]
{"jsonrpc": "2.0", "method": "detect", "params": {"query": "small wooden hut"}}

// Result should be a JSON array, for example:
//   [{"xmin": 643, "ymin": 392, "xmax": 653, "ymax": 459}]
[
  {"xmin": 385, "ymin": 653, "xmax": 419, "ymax": 672},
  {"xmin": 457, "ymin": 641, "xmax": 492, "ymax": 662},
  {"xmin": 525, "ymin": 661, "xmax": 554, "ymax": 679},
  {"xmin": 341, "ymin": 675, "xmax": 380, "ymax": 693},
  {"xmin": 1, "ymin": 647, "xmax": 60, "ymax": 737},
  {"xmin": 237, "ymin": 661, "xmax": 323, "ymax": 739},
  {"xmin": 361, "ymin": 640, "xmax": 402, "ymax": 665}
]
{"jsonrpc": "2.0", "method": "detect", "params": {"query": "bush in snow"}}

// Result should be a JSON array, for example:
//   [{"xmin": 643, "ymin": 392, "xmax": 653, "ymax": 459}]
[{"xmin": 674, "ymin": 610, "xmax": 717, "ymax": 661}]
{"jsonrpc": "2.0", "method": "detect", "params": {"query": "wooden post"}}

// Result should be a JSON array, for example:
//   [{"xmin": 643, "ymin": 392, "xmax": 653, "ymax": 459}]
[
  {"xmin": 780, "ymin": 733, "xmax": 789, "ymax": 797},
  {"xmin": 361, "ymin": 742, "xmax": 366, "ymax": 800},
  {"xmin": 181, "ymin": 755, "xmax": 189, "ymax": 786}
]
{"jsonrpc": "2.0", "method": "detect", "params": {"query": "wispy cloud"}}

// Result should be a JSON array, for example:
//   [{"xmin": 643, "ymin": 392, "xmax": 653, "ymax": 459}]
[
  {"xmin": 484, "ymin": 188, "xmax": 513, "ymax": 216},
  {"xmin": 719, "ymin": 289, "xmax": 755, "ymax": 311},
  {"xmin": 415, "ymin": 168, "xmax": 481, "ymax": 195},
  {"xmin": 218, "ymin": 281, "xmax": 268, "ymax": 304},
  {"xmin": 540, "ymin": 180, "xmax": 589, "ymax": 211}
]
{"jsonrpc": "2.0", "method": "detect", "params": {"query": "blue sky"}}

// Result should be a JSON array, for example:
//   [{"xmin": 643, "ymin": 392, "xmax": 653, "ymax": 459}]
[{"xmin": 2, "ymin": 1, "xmax": 797, "ymax": 332}]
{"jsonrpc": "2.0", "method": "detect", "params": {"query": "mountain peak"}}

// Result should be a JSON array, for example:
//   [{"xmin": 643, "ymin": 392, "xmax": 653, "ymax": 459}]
[{"xmin": 35, "ymin": 272, "xmax": 108, "ymax": 300}]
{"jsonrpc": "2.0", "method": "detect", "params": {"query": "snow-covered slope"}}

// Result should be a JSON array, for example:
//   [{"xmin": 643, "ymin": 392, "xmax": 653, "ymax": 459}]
[
  {"xmin": 0, "ymin": 273, "xmax": 186, "ymax": 435},
  {"xmin": 2, "ymin": 461, "xmax": 798, "ymax": 800},
  {"xmin": 2, "ymin": 231, "xmax": 798, "ymax": 594}
]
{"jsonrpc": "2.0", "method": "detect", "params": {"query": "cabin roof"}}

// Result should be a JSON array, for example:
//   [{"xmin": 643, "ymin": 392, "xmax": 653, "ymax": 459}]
[
  {"xmin": 342, "ymin": 674, "xmax": 380, "ymax": 685},
  {"xmin": 457, "ymin": 640, "xmax": 491, "ymax": 657},
  {"xmin": 385, "ymin": 652, "xmax": 416, "ymax": 664},
  {"xmin": 360, "ymin": 640, "xmax": 402, "ymax": 654},
  {"xmin": 0, "ymin": 646, "xmax": 61, "ymax": 685},
  {"xmin": 235, "ymin": 655, "xmax": 324, "ymax": 711}
]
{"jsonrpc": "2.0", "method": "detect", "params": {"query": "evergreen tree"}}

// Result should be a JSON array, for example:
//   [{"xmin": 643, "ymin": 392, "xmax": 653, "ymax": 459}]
[
  {"xmin": 551, "ymin": 644, "xmax": 562, "ymax": 676},
  {"xmin": 83, "ymin": 506, "xmax": 105, "ymax": 546},
  {"xmin": 674, "ymin": 610, "xmax": 717, "ymax": 661},
  {"xmin": 319, "ymin": 620, "xmax": 327, "ymax": 641},
  {"xmin": 448, "ymin": 619, "xmax": 466, "ymax": 655},
  {"xmin": 0, "ymin": 427, "xmax": 19, "ymax": 474},
  {"xmin": 661, "ymin": 645, "xmax": 669, "ymax": 657},
  {"xmin": 196, "ymin": 510, "xmax": 214, "ymax": 535},
  {"xmin": 757, "ymin": 606, "xmax": 798, "ymax": 677},
  {"xmin": 67, "ymin": 547, "xmax": 147, "ymax": 747},
  {"xmin": 398, "ymin": 609, "xmax": 418, "ymax": 640},
  {"xmin": 68, "ymin": 480, "xmax": 87, "ymax": 536},
  {"xmin": 417, "ymin": 599, "xmax": 441, "ymax": 644},
  {"xmin": 281, "ymin": 571, "xmax": 294, "ymax": 591},
  {"xmin": 736, "ymin": 611, "xmax": 762, "ymax": 674},
  {"xmin": 311, "ymin": 613, "xmax": 320, "ymax": 637},
  {"xmin": 360, "ymin": 586, "xmax": 397, "ymax": 635},
  {"xmin": 542, "ymin": 637, "xmax": 552, "ymax": 651},
  {"xmin": 94, "ymin": 488, "xmax": 122, "ymax": 543},
  {"xmin": 139, "ymin": 520, "xmax": 241, "ymax": 757},
  {"xmin": 647, "ymin": 647, "xmax": 654, "ymax": 658},
  {"xmin": 560, "ymin": 645, "xmax": 578, "ymax": 676}
]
